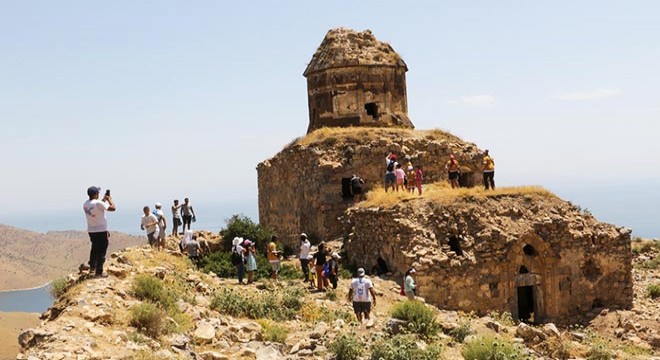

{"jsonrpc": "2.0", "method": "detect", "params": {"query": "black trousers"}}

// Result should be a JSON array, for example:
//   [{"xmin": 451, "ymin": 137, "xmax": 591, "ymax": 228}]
[
  {"xmin": 483, "ymin": 172, "xmax": 495, "ymax": 190},
  {"xmin": 88, "ymin": 231, "xmax": 109, "ymax": 275},
  {"xmin": 300, "ymin": 258, "xmax": 310, "ymax": 281}
]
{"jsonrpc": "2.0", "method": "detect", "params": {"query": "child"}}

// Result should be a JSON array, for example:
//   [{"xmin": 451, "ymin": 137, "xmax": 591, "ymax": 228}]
[
  {"xmin": 415, "ymin": 165, "xmax": 424, "ymax": 195},
  {"xmin": 406, "ymin": 165, "xmax": 416, "ymax": 193},
  {"xmin": 307, "ymin": 255, "xmax": 317, "ymax": 289},
  {"xmin": 394, "ymin": 163, "xmax": 406, "ymax": 192}
]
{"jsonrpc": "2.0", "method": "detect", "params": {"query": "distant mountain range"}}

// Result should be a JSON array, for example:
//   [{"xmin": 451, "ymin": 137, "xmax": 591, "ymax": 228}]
[{"xmin": 0, "ymin": 224, "xmax": 144, "ymax": 291}]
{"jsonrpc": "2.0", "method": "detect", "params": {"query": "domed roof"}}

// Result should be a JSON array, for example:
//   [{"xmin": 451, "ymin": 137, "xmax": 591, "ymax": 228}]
[{"xmin": 303, "ymin": 28, "xmax": 408, "ymax": 77}]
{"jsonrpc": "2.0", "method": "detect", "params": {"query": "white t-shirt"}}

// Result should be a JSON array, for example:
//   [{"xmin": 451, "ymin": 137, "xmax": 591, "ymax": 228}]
[
  {"xmin": 299, "ymin": 240, "xmax": 311, "ymax": 259},
  {"xmin": 350, "ymin": 277, "xmax": 374, "ymax": 302},
  {"xmin": 141, "ymin": 213, "xmax": 159, "ymax": 234},
  {"xmin": 83, "ymin": 199, "xmax": 110, "ymax": 233},
  {"xmin": 155, "ymin": 209, "xmax": 166, "ymax": 228}
]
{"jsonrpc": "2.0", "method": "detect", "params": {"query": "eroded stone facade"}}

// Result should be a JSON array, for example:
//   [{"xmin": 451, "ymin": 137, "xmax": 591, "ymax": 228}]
[
  {"xmin": 257, "ymin": 128, "xmax": 484, "ymax": 249},
  {"xmin": 304, "ymin": 28, "xmax": 413, "ymax": 133},
  {"xmin": 343, "ymin": 194, "xmax": 633, "ymax": 324}
]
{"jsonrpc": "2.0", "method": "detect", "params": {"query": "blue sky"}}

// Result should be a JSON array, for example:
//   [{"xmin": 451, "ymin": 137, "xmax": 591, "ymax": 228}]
[{"xmin": 0, "ymin": 1, "xmax": 658, "ymax": 236}]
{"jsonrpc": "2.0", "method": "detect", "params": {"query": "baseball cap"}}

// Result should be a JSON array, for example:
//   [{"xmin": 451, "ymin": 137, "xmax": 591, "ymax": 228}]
[
  {"xmin": 357, "ymin": 268, "xmax": 365, "ymax": 277},
  {"xmin": 87, "ymin": 186, "xmax": 101, "ymax": 197},
  {"xmin": 331, "ymin": 252, "xmax": 341, "ymax": 259},
  {"xmin": 410, "ymin": 268, "xmax": 417, "ymax": 274},
  {"xmin": 155, "ymin": 202, "xmax": 162, "ymax": 208},
  {"xmin": 300, "ymin": 233, "xmax": 307, "ymax": 239}
]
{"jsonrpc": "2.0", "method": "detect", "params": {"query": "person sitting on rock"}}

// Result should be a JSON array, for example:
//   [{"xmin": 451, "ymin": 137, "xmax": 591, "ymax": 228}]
[{"xmin": 445, "ymin": 154, "xmax": 461, "ymax": 189}]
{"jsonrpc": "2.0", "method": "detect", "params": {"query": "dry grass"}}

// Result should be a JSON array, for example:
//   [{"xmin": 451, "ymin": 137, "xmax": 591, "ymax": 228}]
[
  {"xmin": 294, "ymin": 127, "xmax": 460, "ymax": 147},
  {"xmin": 357, "ymin": 182, "xmax": 555, "ymax": 208}
]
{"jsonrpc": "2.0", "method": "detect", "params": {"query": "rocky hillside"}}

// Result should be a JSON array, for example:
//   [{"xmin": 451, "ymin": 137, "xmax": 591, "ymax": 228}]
[
  {"xmin": 0, "ymin": 224, "xmax": 143, "ymax": 290},
  {"xmin": 16, "ymin": 237, "xmax": 660, "ymax": 359}
]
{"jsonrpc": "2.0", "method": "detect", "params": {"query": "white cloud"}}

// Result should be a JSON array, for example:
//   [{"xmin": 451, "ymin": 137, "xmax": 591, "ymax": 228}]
[
  {"xmin": 448, "ymin": 94, "xmax": 496, "ymax": 107},
  {"xmin": 555, "ymin": 88, "xmax": 622, "ymax": 101}
]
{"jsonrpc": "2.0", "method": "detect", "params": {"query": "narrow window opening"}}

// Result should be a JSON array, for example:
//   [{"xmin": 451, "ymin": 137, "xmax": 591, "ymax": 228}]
[
  {"xmin": 448, "ymin": 236, "xmax": 463, "ymax": 256},
  {"xmin": 523, "ymin": 244, "xmax": 537, "ymax": 257},
  {"xmin": 519, "ymin": 265, "xmax": 529, "ymax": 274},
  {"xmin": 365, "ymin": 103, "xmax": 379, "ymax": 119}
]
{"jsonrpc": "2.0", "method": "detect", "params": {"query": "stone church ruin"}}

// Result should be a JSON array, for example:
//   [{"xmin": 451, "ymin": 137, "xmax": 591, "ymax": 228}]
[{"xmin": 257, "ymin": 27, "xmax": 633, "ymax": 324}]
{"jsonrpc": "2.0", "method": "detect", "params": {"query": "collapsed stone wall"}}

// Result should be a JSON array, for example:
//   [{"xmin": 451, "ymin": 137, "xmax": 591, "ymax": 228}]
[
  {"xmin": 257, "ymin": 128, "xmax": 484, "ymax": 249},
  {"xmin": 343, "ymin": 193, "xmax": 633, "ymax": 324}
]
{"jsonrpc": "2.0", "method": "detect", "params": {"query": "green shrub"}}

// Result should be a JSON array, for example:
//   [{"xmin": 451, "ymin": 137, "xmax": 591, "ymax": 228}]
[
  {"xmin": 49, "ymin": 277, "xmax": 68, "ymax": 298},
  {"xmin": 329, "ymin": 333, "xmax": 363, "ymax": 360},
  {"xmin": 130, "ymin": 302, "xmax": 165, "ymax": 338},
  {"xmin": 648, "ymin": 284, "xmax": 660, "ymax": 299},
  {"xmin": 390, "ymin": 300, "xmax": 439, "ymax": 337},
  {"xmin": 370, "ymin": 334, "xmax": 443, "ymax": 360},
  {"xmin": 462, "ymin": 335, "xmax": 529, "ymax": 360},
  {"xmin": 325, "ymin": 289, "xmax": 338, "ymax": 301},
  {"xmin": 636, "ymin": 255, "xmax": 660, "ymax": 270},
  {"xmin": 210, "ymin": 287, "xmax": 303, "ymax": 321},
  {"xmin": 131, "ymin": 275, "xmax": 176, "ymax": 309},
  {"xmin": 199, "ymin": 251, "xmax": 299, "ymax": 280},
  {"xmin": 257, "ymin": 319, "xmax": 289, "ymax": 343},
  {"xmin": 220, "ymin": 214, "xmax": 273, "ymax": 252},
  {"xmin": 449, "ymin": 318, "xmax": 474, "ymax": 342}
]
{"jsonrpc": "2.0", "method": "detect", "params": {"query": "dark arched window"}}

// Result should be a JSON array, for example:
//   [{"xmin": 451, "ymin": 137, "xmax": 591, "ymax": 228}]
[{"xmin": 523, "ymin": 244, "xmax": 537, "ymax": 257}]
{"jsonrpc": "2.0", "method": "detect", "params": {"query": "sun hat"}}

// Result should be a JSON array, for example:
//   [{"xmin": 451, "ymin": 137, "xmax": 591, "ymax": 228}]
[
  {"xmin": 243, "ymin": 239, "xmax": 252, "ymax": 246},
  {"xmin": 357, "ymin": 268, "xmax": 365, "ymax": 277},
  {"xmin": 331, "ymin": 252, "xmax": 341, "ymax": 260},
  {"xmin": 232, "ymin": 237, "xmax": 241, "ymax": 246},
  {"xmin": 87, "ymin": 186, "xmax": 101, "ymax": 197}
]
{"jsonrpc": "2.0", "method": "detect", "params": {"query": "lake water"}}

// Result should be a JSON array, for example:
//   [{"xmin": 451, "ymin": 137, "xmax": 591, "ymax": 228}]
[{"xmin": 0, "ymin": 284, "xmax": 53, "ymax": 313}]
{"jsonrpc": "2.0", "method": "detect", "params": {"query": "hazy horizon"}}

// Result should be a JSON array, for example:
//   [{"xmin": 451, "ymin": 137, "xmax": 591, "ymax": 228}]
[{"xmin": 1, "ymin": 1, "xmax": 658, "ymax": 238}]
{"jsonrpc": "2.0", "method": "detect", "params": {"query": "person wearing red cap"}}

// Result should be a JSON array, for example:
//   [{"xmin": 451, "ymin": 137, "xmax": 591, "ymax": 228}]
[{"xmin": 445, "ymin": 154, "xmax": 461, "ymax": 189}]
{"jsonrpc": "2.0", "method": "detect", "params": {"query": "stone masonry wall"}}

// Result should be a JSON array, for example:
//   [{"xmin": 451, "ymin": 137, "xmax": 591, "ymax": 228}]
[
  {"xmin": 343, "ymin": 193, "xmax": 633, "ymax": 325},
  {"xmin": 257, "ymin": 128, "xmax": 484, "ymax": 249}
]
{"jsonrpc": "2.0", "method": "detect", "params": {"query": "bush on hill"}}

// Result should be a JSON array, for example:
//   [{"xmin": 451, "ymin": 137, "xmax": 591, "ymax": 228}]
[
  {"xmin": 370, "ymin": 334, "xmax": 443, "ymax": 360},
  {"xmin": 462, "ymin": 335, "xmax": 528, "ymax": 360},
  {"xmin": 390, "ymin": 300, "xmax": 439, "ymax": 338}
]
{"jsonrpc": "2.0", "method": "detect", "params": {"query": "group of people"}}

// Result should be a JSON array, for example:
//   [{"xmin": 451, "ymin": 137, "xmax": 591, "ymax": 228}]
[
  {"xmin": 384, "ymin": 149, "xmax": 496, "ymax": 192},
  {"xmin": 140, "ymin": 198, "xmax": 197, "ymax": 251},
  {"xmin": 384, "ymin": 153, "xmax": 424, "ymax": 194}
]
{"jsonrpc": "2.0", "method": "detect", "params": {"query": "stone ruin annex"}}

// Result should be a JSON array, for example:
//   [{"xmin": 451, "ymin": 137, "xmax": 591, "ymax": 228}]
[{"xmin": 257, "ymin": 27, "xmax": 633, "ymax": 324}]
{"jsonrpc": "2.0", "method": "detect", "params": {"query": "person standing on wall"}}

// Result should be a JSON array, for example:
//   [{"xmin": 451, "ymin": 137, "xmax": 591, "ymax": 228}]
[
  {"xmin": 180, "ymin": 197, "xmax": 196, "ymax": 231},
  {"xmin": 171, "ymin": 199, "xmax": 182, "ymax": 237},
  {"xmin": 482, "ymin": 150, "xmax": 495, "ymax": 190},
  {"xmin": 445, "ymin": 154, "xmax": 461, "ymax": 189},
  {"xmin": 82, "ymin": 186, "xmax": 116, "ymax": 278},
  {"xmin": 299, "ymin": 233, "xmax": 311, "ymax": 282}
]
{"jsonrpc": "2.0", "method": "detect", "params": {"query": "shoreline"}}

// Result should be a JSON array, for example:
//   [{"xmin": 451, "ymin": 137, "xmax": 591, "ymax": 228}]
[{"xmin": 0, "ymin": 281, "xmax": 51, "ymax": 294}]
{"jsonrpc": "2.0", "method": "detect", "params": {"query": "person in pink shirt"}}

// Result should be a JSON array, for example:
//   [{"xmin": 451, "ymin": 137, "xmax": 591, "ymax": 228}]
[
  {"xmin": 415, "ymin": 165, "xmax": 424, "ymax": 195},
  {"xmin": 394, "ymin": 163, "xmax": 406, "ymax": 192}
]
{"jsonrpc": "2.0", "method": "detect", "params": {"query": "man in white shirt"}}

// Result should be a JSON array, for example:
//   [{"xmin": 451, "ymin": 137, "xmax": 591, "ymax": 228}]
[
  {"xmin": 82, "ymin": 186, "xmax": 116, "ymax": 277},
  {"xmin": 347, "ymin": 268, "xmax": 377, "ymax": 322},
  {"xmin": 299, "ymin": 233, "xmax": 311, "ymax": 282},
  {"xmin": 141, "ymin": 206, "xmax": 159, "ymax": 247}
]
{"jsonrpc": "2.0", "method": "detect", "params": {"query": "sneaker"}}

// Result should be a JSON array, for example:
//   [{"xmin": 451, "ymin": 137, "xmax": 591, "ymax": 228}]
[
  {"xmin": 79, "ymin": 263, "xmax": 90, "ymax": 273},
  {"xmin": 95, "ymin": 272, "xmax": 109, "ymax": 278}
]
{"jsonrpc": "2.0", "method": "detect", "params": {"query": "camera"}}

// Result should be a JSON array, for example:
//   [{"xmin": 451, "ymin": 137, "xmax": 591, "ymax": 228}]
[{"xmin": 105, "ymin": 189, "xmax": 111, "ymax": 196}]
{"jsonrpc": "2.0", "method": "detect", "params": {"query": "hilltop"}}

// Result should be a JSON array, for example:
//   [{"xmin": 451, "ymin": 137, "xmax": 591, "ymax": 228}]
[
  {"xmin": 0, "ymin": 224, "xmax": 143, "ymax": 291},
  {"xmin": 15, "ymin": 238, "xmax": 660, "ymax": 359}
]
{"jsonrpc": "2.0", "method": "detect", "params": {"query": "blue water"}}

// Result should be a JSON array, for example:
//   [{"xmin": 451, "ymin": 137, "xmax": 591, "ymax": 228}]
[{"xmin": 0, "ymin": 284, "xmax": 53, "ymax": 313}]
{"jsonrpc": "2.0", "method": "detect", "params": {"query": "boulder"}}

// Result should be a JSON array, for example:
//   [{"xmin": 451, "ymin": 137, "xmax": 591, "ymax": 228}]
[
  {"xmin": 515, "ymin": 323, "xmax": 546, "ymax": 343},
  {"xmin": 194, "ymin": 322, "xmax": 216, "ymax": 344}
]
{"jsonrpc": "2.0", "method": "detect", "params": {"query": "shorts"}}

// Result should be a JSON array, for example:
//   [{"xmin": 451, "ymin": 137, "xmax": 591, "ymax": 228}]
[
  {"xmin": 182, "ymin": 215, "xmax": 192, "ymax": 226},
  {"xmin": 396, "ymin": 178, "xmax": 404, "ymax": 185},
  {"xmin": 384, "ymin": 173, "xmax": 396, "ymax": 186},
  {"xmin": 157, "ymin": 227, "xmax": 166, "ymax": 240},
  {"xmin": 352, "ymin": 301, "xmax": 372, "ymax": 314},
  {"xmin": 147, "ymin": 232, "xmax": 157, "ymax": 246},
  {"xmin": 173, "ymin": 217, "xmax": 182, "ymax": 227},
  {"xmin": 448, "ymin": 171, "xmax": 460, "ymax": 180},
  {"xmin": 269, "ymin": 260, "xmax": 280, "ymax": 273}
]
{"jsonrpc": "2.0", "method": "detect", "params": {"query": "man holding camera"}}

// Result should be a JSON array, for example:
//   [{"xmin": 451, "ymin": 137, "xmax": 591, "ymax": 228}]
[{"xmin": 82, "ymin": 186, "xmax": 116, "ymax": 278}]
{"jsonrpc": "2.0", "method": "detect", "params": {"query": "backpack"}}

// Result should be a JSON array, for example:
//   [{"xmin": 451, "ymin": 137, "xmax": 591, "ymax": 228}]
[
  {"xmin": 231, "ymin": 247, "xmax": 242, "ymax": 266},
  {"xmin": 322, "ymin": 262, "xmax": 331, "ymax": 278},
  {"xmin": 386, "ymin": 160, "xmax": 395, "ymax": 172}
]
